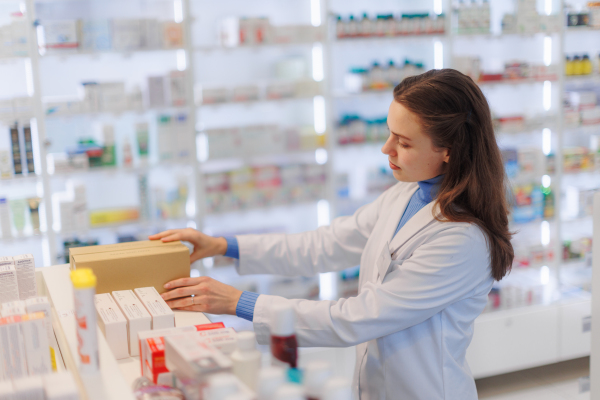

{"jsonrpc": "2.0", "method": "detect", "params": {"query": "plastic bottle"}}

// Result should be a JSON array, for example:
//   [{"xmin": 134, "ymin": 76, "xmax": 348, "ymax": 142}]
[
  {"xmin": 257, "ymin": 367, "xmax": 286, "ymax": 400},
  {"xmin": 204, "ymin": 373, "xmax": 239, "ymax": 400},
  {"xmin": 369, "ymin": 62, "xmax": 386, "ymax": 90},
  {"xmin": 335, "ymin": 16, "xmax": 344, "ymax": 39},
  {"xmin": 346, "ymin": 15, "xmax": 358, "ymax": 37},
  {"xmin": 231, "ymin": 331, "xmax": 262, "ymax": 390},
  {"xmin": 70, "ymin": 268, "xmax": 99, "ymax": 374},
  {"xmin": 573, "ymin": 55, "xmax": 583, "ymax": 75},
  {"xmin": 123, "ymin": 137, "xmax": 133, "ymax": 167},
  {"xmin": 565, "ymin": 56, "xmax": 573, "ymax": 76},
  {"xmin": 322, "ymin": 377, "xmax": 352, "ymax": 400},
  {"xmin": 273, "ymin": 384, "xmax": 306, "ymax": 400},
  {"xmin": 303, "ymin": 361, "xmax": 332, "ymax": 400},
  {"xmin": 270, "ymin": 303, "xmax": 298, "ymax": 369},
  {"xmin": 582, "ymin": 54, "xmax": 593, "ymax": 75},
  {"xmin": 132, "ymin": 376, "xmax": 184, "ymax": 400},
  {"xmin": 359, "ymin": 13, "xmax": 372, "ymax": 37}
]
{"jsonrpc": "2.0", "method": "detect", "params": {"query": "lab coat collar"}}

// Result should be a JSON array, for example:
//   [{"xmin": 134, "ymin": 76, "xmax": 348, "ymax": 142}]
[{"xmin": 388, "ymin": 200, "xmax": 439, "ymax": 258}]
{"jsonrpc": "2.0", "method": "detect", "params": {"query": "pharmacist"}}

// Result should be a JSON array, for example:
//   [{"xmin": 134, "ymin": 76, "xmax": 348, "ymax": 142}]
[{"xmin": 152, "ymin": 69, "xmax": 514, "ymax": 400}]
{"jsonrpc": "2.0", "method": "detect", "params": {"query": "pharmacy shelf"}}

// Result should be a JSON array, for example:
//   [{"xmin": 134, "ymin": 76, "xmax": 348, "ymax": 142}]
[
  {"xmin": 202, "ymin": 150, "xmax": 320, "ymax": 173},
  {"xmin": 49, "ymin": 162, "xmax": 193, "ymax": 178},
  {"xmin": 477, "ymin": 77, "xmax": 559, "ymax": 87},
  {"xmin": 453, "ymin": 31, "xmax": 560, "ymax": 39},
  {"xmin": 0, "ymin": 174, "xmax": 43, "ymax": 185},
  {"xmin": 39, "ymin": 47, "xmax": 185, "ymax": 59},
  {"xmin": 194, "ymin": 42, "xmax": 315, "ymax": 52},
  {"xmin": 197, "ymin": 94, "xmax": 319, "ymax": 108},
  {"xmin": 565, "ymin": 26, "xmax": 600, "ymax": 32},
  {"xmin": 44, "ymin": 105, "xmax": 191, "ymax": 120},
  {"xmin": 564, "ymin": 73, "xmax": 600, "ymax": 84},
  {"xmin": 333, "ymin": 33, "xmax": 446, "ymax": 44}
]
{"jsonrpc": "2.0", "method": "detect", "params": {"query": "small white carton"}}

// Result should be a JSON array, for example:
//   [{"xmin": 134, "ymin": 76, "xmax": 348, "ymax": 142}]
[
  {"xmin": 12, "ymin": 254, "xmax": 37, "ymax": 300},
  {"xmin": 95, "ymin": 293, "xmax": 128, "ymax": 359},
  {"xmin": 13, "ymin": 375, "xmax": 44, "ymax": 400},
  {"xmin": 25, "ymin": 297, "xmax": 58, "ymax": 371},
  {"xmin": 1, "ymin": 300, "xmax": 26, "ymax": 317},
  {"xmin": 0, "ymin": 380, "xmax": 15, "ymax": 399},
  {"xmin": 194, "ymin": 327, "xmax": 237, "ymax": 355},
  {"xmin": 0, "ymin": 315, "xmax": 28, "ymax": 379},
  {"xmin": 134, "ymin": 287, "xmax": 175, "ymax": 330},
  {"xmin": 111, "ymin": 290, "xmax": 151, "ymax": 356},
  {"xmin": 21, "ymin": 312, "xmax": 52, "ymax": 375},
  {"xmin": 0, "ymin": 259, "xmax": 19, "ymax": 303}
]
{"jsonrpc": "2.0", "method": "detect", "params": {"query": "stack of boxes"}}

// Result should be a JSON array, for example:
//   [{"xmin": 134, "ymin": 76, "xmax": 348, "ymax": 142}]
[
  {"xmin": 455, "ymin": 1, "xmax": 491, "ymax": 34},
  {"xmin": 218, "ymin": 16, "xmax": 322, "ymax": 47},
  {"xmin": 501, "ymin": 0, "xmax": 561, "ymax": 34}
]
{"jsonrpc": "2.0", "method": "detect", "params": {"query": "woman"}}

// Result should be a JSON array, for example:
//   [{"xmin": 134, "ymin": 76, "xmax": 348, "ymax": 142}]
[{"xmin": 150, "ymin": 69, "xmax": 514, "ymax": 400}]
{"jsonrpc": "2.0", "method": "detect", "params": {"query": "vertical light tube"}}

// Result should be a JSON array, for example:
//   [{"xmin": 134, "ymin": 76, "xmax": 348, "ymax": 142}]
[
  {"xmin": 543, "ymin": 36, "xmax": 552, "ymax": 66},
  {"xmin": 317, "ymin": 199, "xmax": 330, "ymax": 226},
  {"xmin": 545, "ymin": 0, "xmax": 553, "ymax": 15},
  {"xmin": 313, "ymin": 95, "xmax": 326, "ymax": 134},
  {"xmin": 25, "ymin": 59, "xmax": 34, "ymax": 96},
  {"xmin": 174, "ymin": 0, "xmax": 184, "ymax": 23},
  {"xmin": 319, "ymin": 272, "xmax": 337, "ymax": 300},
  {"xmin": 434, "ymin": 0, "xmax": 443, "ymax": 15},
  {"xmin": 311, "ymin": 0, "xmax": 322, "ymax": 27},
  {"xmin": 541, "ymin": 265, "xmax": 550, "ymax": 284},
  {"xmin": 543, "ymin": 81, "xmax": 551, "ymax": 111},
  {"xmin": 541, "ymin": 220, "xmax": 550, "ymax": 246},
  {"xmin": 542, "ymin": 128, "xmax": 552, "ymax": 155},
  {"xmin": 434, "ymin": 41, "xmax": 444, "ymax": 70},
  {"xmin": 312, "ymin": 43, "xmax": 324, "ymax": 82}
]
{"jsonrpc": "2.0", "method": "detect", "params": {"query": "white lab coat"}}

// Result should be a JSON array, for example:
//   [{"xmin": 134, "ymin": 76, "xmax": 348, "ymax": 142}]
[{"xmin": 236, "ymin": 181, "xmax": 494, "ymax": 400}]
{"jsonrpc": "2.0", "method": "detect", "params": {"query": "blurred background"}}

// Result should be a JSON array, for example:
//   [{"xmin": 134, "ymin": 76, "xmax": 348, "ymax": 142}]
[{"xmin": 0, "ymin": 0, "xmax": 598, "ymax": 396}]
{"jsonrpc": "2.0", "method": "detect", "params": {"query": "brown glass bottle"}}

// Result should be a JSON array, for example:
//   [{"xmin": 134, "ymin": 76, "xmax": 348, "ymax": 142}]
[{"xmin": 271, "ymin": 334, "xmax": 298, "ymax": 369}]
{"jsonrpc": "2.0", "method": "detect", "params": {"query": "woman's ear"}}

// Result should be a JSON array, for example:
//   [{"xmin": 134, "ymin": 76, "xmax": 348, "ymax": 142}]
[{"xmin": 443, "ymin": 147, "xmax": 451, "ymax": 163}]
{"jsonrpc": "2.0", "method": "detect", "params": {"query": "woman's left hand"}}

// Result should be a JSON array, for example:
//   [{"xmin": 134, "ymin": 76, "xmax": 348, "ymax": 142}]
[{"xmin": 160, "ymin": 276, "xmax": 243, "ymax": 315}]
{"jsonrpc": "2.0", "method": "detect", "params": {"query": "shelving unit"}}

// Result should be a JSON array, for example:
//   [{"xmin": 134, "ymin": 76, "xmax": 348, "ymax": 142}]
[{"xmin": 0, "ymin": 0, "xmax": 597, "ymax": 378}]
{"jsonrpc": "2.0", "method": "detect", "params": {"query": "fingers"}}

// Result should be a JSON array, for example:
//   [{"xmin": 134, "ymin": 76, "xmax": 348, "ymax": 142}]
[
  {"xmin": 165, "ymin": 296, "xmax": 195, "ymax": 309},
  {"xmin": 164, "ymin": 276, "xmax": 207, "ymax": 289},
  {"xmin": 148, "ymin": 230, "xmax": 175, "ymax": 240},
  {"xmin": 161, "ymin": 285, "xmax": 199, "ymax": 301}
]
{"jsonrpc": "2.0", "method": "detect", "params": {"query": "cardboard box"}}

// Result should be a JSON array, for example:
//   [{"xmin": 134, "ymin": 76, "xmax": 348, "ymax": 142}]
[
  {"xmin": 21, "ymin": 312, "xmax": 52, "ymax": 375},
  {"xmin": 0, "ymin": 263, "xmax": 20, "ymax": 303},
  {"xmin": 192, "ymin": 327, "xmax": 237, "ymax": 355},
  {"xmin": 68, "ymin": 239, "xmax": 182, "ymax": 269},
  {"xmin": 134, "ymin": 287, "xmax": 174, "ymax": 330},
  {"xmin": 25, "ymin": 297, "xmax": 58, "ymax": 371},
  {"xmin": 95, "ymin": 293, "xmax": 128, "ymax": 360},
  {"xmin": 1, "ymin": 300, "xmax": 25, "ymax": 317},
  {"xmin": 72, "ymin": 242, "xmax": 190, "ymax": 295},
  {"xmin": 12, "ymin": 254, "xmax": 36, "ymax": 300},
  {"xmin": 13, "ymin": 376, "xmax": 44, "ymax": 400},
  {"xmin": 112, "ymin": 290, "xmax": 151, "ymax": 356},
  {"xmin": 138, "ymin": 322, "xmax": 225, "ymax": 383},
  {"xmin": 0, "ymin": 315, "xmax": 27, "ymax": 379},
  {"xmin": 164, "ymin": 334, "xmax": 232, "ymax": 381}
]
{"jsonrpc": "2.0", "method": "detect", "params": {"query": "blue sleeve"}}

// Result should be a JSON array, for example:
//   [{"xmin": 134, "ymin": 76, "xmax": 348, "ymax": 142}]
[
  {"xmin": 224, "ymin": 236, "xmax": 239, "ymax": 259},
  {"xmin": 236, "ymin": 291, "xmax": 260, "ymax": 321}
]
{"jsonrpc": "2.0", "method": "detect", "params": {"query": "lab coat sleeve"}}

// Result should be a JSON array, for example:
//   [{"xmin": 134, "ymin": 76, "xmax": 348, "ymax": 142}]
[
  {"xmin": 235, "ymin": 187, "xmax": 388, "ymax": 276},
  {"xmin": 252, "ymin": 224, "xmax": 493, "ymax": 347}
]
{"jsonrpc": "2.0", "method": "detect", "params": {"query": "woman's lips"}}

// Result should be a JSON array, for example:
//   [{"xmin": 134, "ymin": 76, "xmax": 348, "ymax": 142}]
[{"xmin": 389, "ymin": 161, "xmax": 400, "ymax": 170}]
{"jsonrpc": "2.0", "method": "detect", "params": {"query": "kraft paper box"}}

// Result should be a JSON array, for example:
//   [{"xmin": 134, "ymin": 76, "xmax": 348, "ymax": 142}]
[
  {"xmin": 71, "ymin": 243, "xmax": 190, "ymax": 294},
  {"xmin": 69, "ymin": 239, "xmax": 182, "ymax": 269}
]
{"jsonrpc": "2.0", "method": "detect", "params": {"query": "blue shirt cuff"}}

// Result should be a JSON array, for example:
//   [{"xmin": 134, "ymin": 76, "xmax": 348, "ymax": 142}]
[
  {"xmin": 236, "ymin": 291, "xmax": 260, "ymax": 322},
  {"xmin": 224, "ymin": 236, "xmax": 239, "ymax": 259}
]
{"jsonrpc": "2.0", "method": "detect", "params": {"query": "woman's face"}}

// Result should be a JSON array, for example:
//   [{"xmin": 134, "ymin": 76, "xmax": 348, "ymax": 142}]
[{"xmin": 381, "ymin": 101, "xmax": 449, "ymax": 182}]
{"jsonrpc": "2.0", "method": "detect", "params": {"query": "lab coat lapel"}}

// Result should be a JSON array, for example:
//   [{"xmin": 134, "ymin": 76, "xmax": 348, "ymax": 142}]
[{"xmin": 388, "ymin": 201, "xmax": 437, "ymax": 258}]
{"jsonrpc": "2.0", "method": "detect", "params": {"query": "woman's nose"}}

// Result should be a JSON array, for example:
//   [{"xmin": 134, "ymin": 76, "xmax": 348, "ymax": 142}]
[{"xmin": 381, "ymin": 137, "xmax": 396, "ymax": 157}]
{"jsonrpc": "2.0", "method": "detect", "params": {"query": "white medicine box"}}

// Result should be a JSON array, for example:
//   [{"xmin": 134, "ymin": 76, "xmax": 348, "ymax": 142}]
[
  {"xmin": 111, "ymin": 290, "xmax": 151, "ymax": 356},
  {"xmin": 134, "ymin": 287, "xmax": 175, "ymax": 330},
  {"xmin": 95, "ymin": 293, "xmax": 128, "ymax": 360}
]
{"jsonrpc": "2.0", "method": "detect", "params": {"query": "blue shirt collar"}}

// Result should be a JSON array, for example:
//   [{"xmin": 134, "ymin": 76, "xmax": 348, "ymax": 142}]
[{"xmin": 416, "ymin": 174, "xmax": 444, "ymax": 203}]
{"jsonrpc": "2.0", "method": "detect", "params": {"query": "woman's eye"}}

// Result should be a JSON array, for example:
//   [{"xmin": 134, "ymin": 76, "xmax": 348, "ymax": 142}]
[{"xmin": 399, "ymin": 142, "xmax": 410, "ymax": 149}]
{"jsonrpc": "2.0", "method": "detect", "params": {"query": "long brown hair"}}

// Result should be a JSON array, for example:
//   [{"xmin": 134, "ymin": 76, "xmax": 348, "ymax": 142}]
[{"xmin": 393, "ymin": 69, "xmax": 513, "ymax": 281}]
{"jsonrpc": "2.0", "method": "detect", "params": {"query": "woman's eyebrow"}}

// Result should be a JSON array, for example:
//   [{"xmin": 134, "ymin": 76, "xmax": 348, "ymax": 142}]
[{"xmin": 387, "ymin": 124, "xmax": 413, "ymax": 141}]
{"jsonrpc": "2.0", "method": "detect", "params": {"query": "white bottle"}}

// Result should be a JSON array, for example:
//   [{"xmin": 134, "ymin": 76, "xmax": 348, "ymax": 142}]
[
  {"xmin": 303, "ymin": 361, "xmax": 332, "ymax": 400},
  {"xmin": 231, "ymin": 331, "xmax": 262, "ymax": 391},
  {"xmin": 273, "ymin": 384, "xmax": 306, "ymax": 400},
  {"xmin": 322, "ymin": 377, "xmax": 352, "ymax": 400},
  {"xmin": 0, "ymin": 197, "xmax": 12, "ymax": 239},
  {"xmin": 257, "ymin": 367, "xmax": 286, "ymax": 400}
]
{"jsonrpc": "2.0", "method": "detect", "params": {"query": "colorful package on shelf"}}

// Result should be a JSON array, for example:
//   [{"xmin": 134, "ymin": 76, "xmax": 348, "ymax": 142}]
[
  {"xmin": 80, "ymin": 19, "xmax": 112, "ymax": 51},
  {"xmin": 89, "ymin": 208, "xmax": 139, "ymax": 227},
  {"xmin": 43, "ymin": 20, "xmax": 79, "ymax": 49},
  {"xmin": 501, "ymin": 148, "xmax": 519, "ymax": 178},
  {"xmin": 335, "ymin": 13, "xmax": 444, "ymax": 39},
  {"xmin": 511, "ymin": 183, "xmax": 544, "ymax": 223},
  {"xmin": 456, "ymin": 2, "xmax": 490, "ymax": 34},
  {"xmin": 111, "ymin": 19, "xmax": 142, "ymax": 51},
  {"xmin": 563, "ymin": 237, "xmax": 592, "ymax": 261},
  {"xmin": 563, "ymin": 147, "xmax": 594, "ymax": 172},
  {"xmin": 512, "ymin": 245, "xmax": 554, "ymax": 269},
  {"xmin": 162, "ymin": 22, "xmax": 184, "ymax": 49},
  {"xmin": 337, "ymin": 114, "xmax": 388, "ymax": 145}
]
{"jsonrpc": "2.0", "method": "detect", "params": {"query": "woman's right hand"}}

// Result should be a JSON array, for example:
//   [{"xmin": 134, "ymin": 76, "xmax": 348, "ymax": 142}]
[{"xmin": 148, "ymin": 228, "xmax": 228, "ymax": 263}]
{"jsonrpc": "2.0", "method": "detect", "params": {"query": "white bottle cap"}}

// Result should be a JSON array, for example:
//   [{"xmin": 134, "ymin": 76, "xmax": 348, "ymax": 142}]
[
  {"xmin": 236, "ymin": 331, "xmax": 257, "ymax": 351},
  {"xmin": 205, "ymin": 373, "xmax": 239, "ymax": 400},
  {"xmin": 304, "ymin": 360, "xmax": 333, "ymax": 397},
  {"xmin": 258, "ymin": 367, "xmax": 286, "ymax": 400},
  {"xmin": 270, "ymin": 303, "xmax": 295, "ymax": 336},
  {"xmin": 323, "ymin": 377, "xmax": 352, "ymax": 400},
  {"xmin": 273, "ymin": 384, "xmax": 305, "ymax": 400}
]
